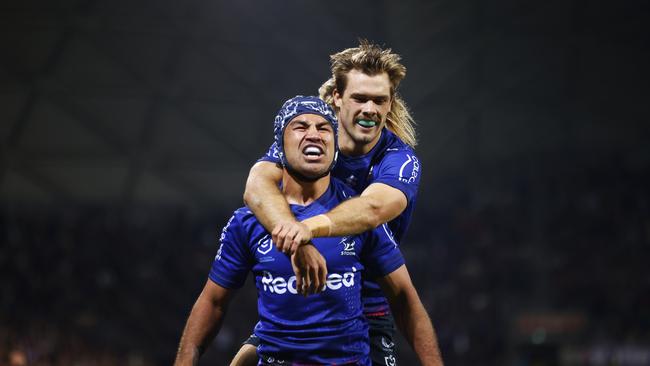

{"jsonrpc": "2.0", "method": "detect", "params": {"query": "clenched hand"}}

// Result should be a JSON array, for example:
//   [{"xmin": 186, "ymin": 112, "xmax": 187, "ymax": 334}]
[
  {"xmin": 290, "ymin": 243, "xmax": 327, "ymax": 295},
  {"xmin": 272, "ymin": 221, "xmax": 312, "ymax": 254}
]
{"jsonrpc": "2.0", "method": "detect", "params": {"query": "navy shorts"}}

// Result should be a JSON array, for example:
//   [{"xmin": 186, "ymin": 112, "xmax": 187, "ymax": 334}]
[
  {"xmin": 367, "ymin": 313, "xmax": 398, "ymax": 366},
  {"xmin": 243, "ymin": 314, "xmax": 398, "ymax": 366}
]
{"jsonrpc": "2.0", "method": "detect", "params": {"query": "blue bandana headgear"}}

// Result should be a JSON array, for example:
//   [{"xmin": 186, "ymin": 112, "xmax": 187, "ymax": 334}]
[{"xmin": 273, "ymin": 95, "xmax": 339, "ymax": 181}]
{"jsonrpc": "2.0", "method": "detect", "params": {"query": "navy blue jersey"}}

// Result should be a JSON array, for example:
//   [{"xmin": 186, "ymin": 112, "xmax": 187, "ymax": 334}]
[
  {"xmin": 260, "ymin": 128, "xmax": 420, "ymax": 315},
  {"xmin": 210, "ymin": 178, "xmax": 405, "ymax": 365}
]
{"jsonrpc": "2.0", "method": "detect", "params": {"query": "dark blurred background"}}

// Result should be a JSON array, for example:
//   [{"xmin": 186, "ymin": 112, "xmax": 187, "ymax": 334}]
[{"xmin": 1, "ymin": 0, "xmax": 649, "ymax": 365}]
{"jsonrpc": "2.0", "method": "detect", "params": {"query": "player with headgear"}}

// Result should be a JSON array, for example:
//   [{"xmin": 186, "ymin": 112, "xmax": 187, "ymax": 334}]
[{"xmin": 174, "ymin": 95, "xmax": 440, "ymax": 366}]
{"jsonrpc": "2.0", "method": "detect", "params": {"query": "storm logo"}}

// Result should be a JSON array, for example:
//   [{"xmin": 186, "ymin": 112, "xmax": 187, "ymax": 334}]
[{"xmin": 340, "ymin": 237, "xmax": 356, "ymax": 256}]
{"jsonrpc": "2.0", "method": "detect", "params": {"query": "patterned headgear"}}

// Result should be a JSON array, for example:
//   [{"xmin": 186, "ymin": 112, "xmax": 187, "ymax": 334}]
[{"xmin": 273, "ymin": 95, "xmax": 339, "ymax": 180}]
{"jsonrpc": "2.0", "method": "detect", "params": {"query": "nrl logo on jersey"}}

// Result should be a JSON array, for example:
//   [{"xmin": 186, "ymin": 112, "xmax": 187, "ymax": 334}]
[
  {"xmin": 257, "ymin": 235, "xmax": 274, "ymax": 255},
  {"xmin": 340, "ymin": 237, "xmax": 356, "ymax": 256}
]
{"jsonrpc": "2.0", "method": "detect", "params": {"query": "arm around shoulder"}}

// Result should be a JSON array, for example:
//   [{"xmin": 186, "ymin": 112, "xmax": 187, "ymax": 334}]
[{"xmin": 303, "ymin": 182, "xmax": 407, "ymax": 238}]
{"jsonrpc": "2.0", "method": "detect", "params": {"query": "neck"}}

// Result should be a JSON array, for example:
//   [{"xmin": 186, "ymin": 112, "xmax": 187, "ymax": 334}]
[
  {"xmin": 338, "ymin": 128, "xmax": 383, "ymax": 157},
  {"xmin": 282, "ymin": 170, "xmax": 331, "ymax": 206}
]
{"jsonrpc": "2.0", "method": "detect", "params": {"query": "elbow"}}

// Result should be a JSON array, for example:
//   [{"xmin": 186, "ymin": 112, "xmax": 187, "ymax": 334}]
[
  {"xmin": 243, "ymin": 183, "xmax": 265, "ymax": 210},
  {"xmin": 243, "ymin": 186, "xmax": 255, "ymax": 207},
  {"xmin": 359, "ymin": 188, "xmax": 407, "ymax": 230},
  {"xmin": 243, "ymin": 162, "xmax": 281, "ymax": 208},
  {"xmin": 243, "ymin": 172, "xmax": 263, "ymax": 208}
]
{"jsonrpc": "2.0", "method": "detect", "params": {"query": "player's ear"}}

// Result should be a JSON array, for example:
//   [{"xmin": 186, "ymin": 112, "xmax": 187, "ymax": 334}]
[{"xmin": 333, "ymin": 89, "xmax": 342, "ymax": 109}]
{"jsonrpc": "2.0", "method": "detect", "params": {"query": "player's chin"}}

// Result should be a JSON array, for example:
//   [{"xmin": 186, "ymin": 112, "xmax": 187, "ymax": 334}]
[
  {"xmin": 300, "ymin": 164, "xmax": 330, "ymax": 179},
  {"xmin": 351, "ymin": 131, "xmax": 378, "ymax": 144}
]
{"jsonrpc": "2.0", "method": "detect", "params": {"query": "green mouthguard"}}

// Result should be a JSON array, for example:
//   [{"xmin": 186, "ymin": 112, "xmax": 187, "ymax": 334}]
[{"xmin": 358, "ymin": 120, "xmax": 376, "ymax": 127}]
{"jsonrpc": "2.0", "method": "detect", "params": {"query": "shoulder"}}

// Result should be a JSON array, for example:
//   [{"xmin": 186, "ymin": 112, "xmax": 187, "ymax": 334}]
[
  {"xmin": 370, "ymin": 131, "xmax": 422, "ymax": 187},
  {"xmin": 223, "ymin": 207, "xmax": 260, "ymax": 237},
  {"xmin": 382, "ymin": 129, "xmax": 417, "ymax": 155},
  {"xmin": 374, "ymin": 129, "xmax": 420, "ymax": 164},
  {"xmin": 377, "ymin": 131, "xmax": 421, "ymax": 172},
  {"xmin": 229, "ymin": 206, "xmax": 253, "ymax": 224}
]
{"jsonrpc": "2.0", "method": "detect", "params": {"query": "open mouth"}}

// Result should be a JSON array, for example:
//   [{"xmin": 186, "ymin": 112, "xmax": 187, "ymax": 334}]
[
  {"xmin": 302, "ymin": 145, "xmax": 324, "ymax": 159},
  {"xmin": 356, "ymin": 119, "xmax": 377, "ymax": 128}
]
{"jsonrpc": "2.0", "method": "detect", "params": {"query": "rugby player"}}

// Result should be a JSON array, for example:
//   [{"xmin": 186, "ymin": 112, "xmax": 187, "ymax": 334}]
[{"xmin": 174, "ymin": 96, "xmax": 439, "ymax": 366}]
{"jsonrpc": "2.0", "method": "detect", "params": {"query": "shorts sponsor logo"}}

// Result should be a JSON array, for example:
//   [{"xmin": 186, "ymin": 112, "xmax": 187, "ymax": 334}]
[
  {"xmin": 385, "ymin": 355, "xmax": 396, "ymax": 366},
  {"xmin": 382, "ymin": 336, "xmax": 395, "ymax": 350},
  {"xmin": 261, "ymin": 355, "xmax": 286, "ymax": 365},
  {"xmin": 261, "ymin": 268, "xmax": 356, "ymax": 294}
]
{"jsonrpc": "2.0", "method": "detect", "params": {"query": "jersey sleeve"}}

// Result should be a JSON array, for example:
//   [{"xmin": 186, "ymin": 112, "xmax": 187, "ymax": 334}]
[
  {"xmin": 372, "ymin": 150, "xmax": 421, "ymax": 204},
  {"xmin": 361, "ymin": 224, "xmax": 405, "ymax": 279},
  {"xmin": 257, "ymin": 141, "xmax": 281, "ymax": 164},
  {"xmin": 209, "ymin": 211, "xmax": 253, "ymax": 289}
]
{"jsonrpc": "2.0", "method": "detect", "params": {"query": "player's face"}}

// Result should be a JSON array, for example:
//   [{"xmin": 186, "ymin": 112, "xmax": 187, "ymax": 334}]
[
  {"xmin": 333, "ymin": 69, "xmax": 392, "ymax": 147},
  {"xmin": 283, "ymin": 113, "xmax": 335, "ymax": 179}
]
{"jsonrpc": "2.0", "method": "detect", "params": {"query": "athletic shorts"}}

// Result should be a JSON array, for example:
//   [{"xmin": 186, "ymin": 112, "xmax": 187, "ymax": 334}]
[
  {"xmin": 367, "ymin": 313, "xmax": 398, "ymax": 366},
  {"xmin": 257, "ymin": 353, "xmax": 369, "ymax": 365},
  {"xmin": 242, "ymin": 314, "xmax": 398, "ymax": 366}
]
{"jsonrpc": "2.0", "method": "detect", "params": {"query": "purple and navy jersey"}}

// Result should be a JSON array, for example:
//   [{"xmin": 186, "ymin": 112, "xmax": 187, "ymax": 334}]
[
  {"xmin": 260, "ymin": 128, "xmax": 421, "ymax": 315},
  {"xmin": 209, "ymin": 178, "xmax": 405, "ymax": 365}
]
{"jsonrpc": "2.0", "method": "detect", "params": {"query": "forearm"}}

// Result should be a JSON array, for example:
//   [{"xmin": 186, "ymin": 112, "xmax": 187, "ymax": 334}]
[
  {"xmin": 302, "ymin": 183, "xmax": 406, "ymax": 239},
  {"xmin": 175, "ymin": 294, "xmax": 227, "ymax": 366},
  {"xmin": 302, "ymin": 196, "xmax": 383, "ymax": 237},
  {"xmin": 381, "ymin": 267, "xmax": 444, "ymax": 366},
  {"xmin": 243, "ymin": 162, "xmax": 297, "ymax": 231},
  {"xmin": 392, "ymin": 291, "xmax": 443, "ymax": 366}
]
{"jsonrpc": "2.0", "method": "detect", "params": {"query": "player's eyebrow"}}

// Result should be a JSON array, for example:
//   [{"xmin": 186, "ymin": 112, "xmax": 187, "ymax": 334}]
[
  {"xmin": 350, "ymin": 93, "xmax": 390, "ymax": 102},
  {"xmin": 315, "ymin": 121, "xmax": 332, "ymax": 129},
  {"xmin": 289, "ymin": 119, "xmax": 329, "ymax": 128},
  {"xmin": 288, "ymin": 120, "xmax": 310, "ymax": 127}
]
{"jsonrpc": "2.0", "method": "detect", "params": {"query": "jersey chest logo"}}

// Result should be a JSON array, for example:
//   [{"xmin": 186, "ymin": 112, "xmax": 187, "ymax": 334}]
[
  {"xmin": 257, "ymin": 235, "xmax": 274, "ymax": 255},
  {"xmin": 340, "ymin": 237, "xmax": 357, "ymax": 256}
]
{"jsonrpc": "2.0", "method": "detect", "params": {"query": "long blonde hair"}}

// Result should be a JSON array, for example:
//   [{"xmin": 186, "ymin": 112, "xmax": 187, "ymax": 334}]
[{"xmin": 319, "ymin": 40, "xmax": 417, "ymax": 147}]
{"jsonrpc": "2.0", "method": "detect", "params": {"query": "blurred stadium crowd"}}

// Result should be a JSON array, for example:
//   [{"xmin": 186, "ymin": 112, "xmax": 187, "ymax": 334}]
[{"xmin": 1, "ymin": 155, "xmax": 649, "ymax": 366}]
